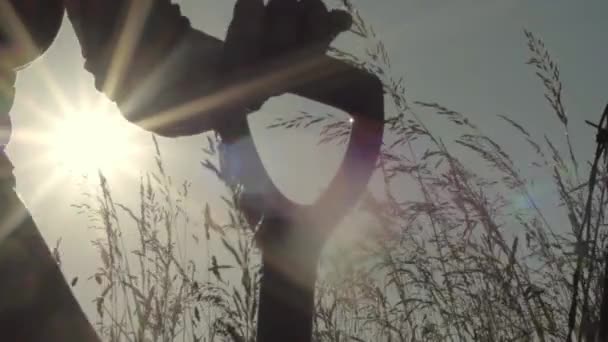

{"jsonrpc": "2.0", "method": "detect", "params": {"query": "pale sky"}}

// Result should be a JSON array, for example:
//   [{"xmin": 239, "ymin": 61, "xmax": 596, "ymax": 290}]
[{"xmin": 6, "ymin": 0, "xmax": 608, "ymax": 325}]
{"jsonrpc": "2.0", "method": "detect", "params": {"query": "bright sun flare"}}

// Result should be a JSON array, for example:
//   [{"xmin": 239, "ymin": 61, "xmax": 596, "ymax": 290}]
[{"xmin": 44, "ymin": 104, "xmax": 139, "ymax": 177}]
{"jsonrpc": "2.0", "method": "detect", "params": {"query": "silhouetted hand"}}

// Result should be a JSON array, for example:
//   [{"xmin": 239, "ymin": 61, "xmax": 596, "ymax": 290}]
[
  {"xmin": 226, "ymin": 0, "xmax": 352, "ymax": 59},
  {"xmin": 222, "ymin": 0, "xmax": 353, "ymax": 107}
]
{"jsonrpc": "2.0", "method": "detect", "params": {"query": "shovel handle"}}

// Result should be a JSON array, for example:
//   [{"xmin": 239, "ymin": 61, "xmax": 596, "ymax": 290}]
[{"xmin": 220, "ymin": 53, "xmax": 385, "ymax": 235}]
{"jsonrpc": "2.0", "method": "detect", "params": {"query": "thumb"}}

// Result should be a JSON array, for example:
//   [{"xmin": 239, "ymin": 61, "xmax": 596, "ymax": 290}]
[{"xmin": 328, "ymin": 9, "xmax": 353, "ymax": 37}]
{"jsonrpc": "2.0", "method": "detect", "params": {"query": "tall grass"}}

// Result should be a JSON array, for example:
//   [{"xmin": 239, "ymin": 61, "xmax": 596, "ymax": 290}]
[
  {"xmin": 72, "ymin": 2, "xmax": 608, "ymax": 341},
  {"xmin": 74, "ymin": 136, "xmax": 261, "ymax": 342}
]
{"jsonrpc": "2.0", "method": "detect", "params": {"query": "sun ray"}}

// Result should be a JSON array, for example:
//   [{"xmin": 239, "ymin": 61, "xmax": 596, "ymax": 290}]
[
  {"xmin": 29, "ymin": 57, "xmax": 78, "ymax": 115},
  {"xmin": 12, "ymin": 97, "xmax": 59, "ymax": 125},
  {"xmin": 101, "ymin": 0, "xmax": 155, "ymax": 99},
  {"xmin": 20, "ymin": 165, "xmax": 65, "ymax": 204},
  {"xmin": 125, "ymin": 53, "xmax": 340, "ymax": 134},
  {"xmin": 0, "ymin": 164, "xmax": 66, "ymax": 244},
  {"xmin": 0, "ymin": 162, "xmax": 62, "ymax": 239}
]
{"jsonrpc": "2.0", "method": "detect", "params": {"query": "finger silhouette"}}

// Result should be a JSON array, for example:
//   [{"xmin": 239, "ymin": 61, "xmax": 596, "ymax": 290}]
[
  {"xmin": 265, "ymin": 0, "xmax": 300, "ymax": 54},
  {"xmin": 228, "ymin": 0, "xmax": 265, "ymax": 41},
  {"xmin": 224, "ymin": 0, "xmax": 265, "ymax": 69},
  {"xmin": 328, "ymin": 9, "xmax": 353, "ymax": 36}
]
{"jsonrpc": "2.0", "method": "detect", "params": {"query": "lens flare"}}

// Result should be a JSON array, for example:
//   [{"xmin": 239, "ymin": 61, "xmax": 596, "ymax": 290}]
[{"xmin": 45, "ymin": 103, "xmax": 140, "ymax": 177}]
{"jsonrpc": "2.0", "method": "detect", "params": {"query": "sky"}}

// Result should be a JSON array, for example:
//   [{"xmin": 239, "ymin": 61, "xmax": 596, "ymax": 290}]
[{"xmin": 5, "ymin": 0, "xmax": 608, "ymax": 326}]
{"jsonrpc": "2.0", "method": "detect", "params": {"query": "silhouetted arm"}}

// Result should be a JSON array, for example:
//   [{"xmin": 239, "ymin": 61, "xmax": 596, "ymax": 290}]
[
  {"xmin": 65, "ymin": 0, "xmax": 233, "ymax": 137},
  {"xmin": 64, "ymin": 0, "xmax": 355, "ymax": 138}
]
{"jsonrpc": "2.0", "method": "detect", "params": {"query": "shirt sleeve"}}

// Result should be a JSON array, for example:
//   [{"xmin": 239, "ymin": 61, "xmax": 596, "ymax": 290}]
[
  {"xmin": 65, "ymin": 0, "xmax": 191, "ymax": 98},
  {"xmin": 64, "ymin": 0, "xmax": 231, "ymax": 137}
]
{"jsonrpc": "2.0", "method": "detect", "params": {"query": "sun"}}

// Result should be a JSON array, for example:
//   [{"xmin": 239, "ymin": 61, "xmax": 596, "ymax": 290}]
[{"xmin": 44, "ymin": 102, "xmax": 140, "ymax": 178}]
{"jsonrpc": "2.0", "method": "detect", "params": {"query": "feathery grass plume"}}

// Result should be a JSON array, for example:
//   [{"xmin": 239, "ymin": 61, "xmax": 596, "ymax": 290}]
[{"xmin": 69, "ymin": 2, "xmax": 608, "ymax": 341}]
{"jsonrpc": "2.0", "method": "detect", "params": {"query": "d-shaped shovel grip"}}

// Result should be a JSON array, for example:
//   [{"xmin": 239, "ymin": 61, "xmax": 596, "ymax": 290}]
[{"xmin": 222, "ymin": 54, "xmax": 384, "ymax": 237}]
